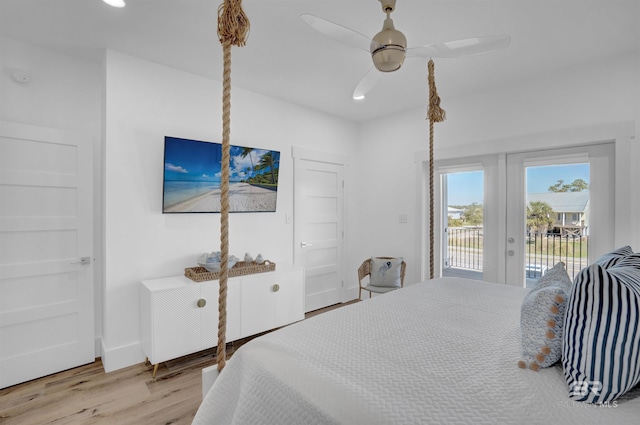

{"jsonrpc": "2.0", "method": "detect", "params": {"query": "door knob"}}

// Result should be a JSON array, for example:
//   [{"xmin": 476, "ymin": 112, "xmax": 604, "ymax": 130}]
[
  {"xmin": 197, "ymin": 299, "xmax": 207, "ymax": 308},
  {"xmin": 507, "ymin": 250, "xmax": 515, "ymax": 256},
  {"xmin": 71, "ymin": 256, "xmax": 91, "ymax": 265},
  {"xmin": 300, "ymin": 242, "xmax": 313, "ymax": 248}
]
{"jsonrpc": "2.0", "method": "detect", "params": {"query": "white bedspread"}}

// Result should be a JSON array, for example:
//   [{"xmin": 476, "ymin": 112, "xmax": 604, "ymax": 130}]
[{"xmin": 192, "ymin": 277, "xmax": 640, "ymax": 424}]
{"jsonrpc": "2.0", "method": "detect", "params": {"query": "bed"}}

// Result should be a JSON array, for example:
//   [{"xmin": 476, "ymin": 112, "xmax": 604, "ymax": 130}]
[{"xmin": 192, "ymin": 277, "xmax": 640, "ymax": 424}]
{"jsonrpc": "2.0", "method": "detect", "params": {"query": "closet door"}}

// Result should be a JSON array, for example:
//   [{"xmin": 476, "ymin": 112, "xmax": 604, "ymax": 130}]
[
  {"xmin": 293, "ymin": 148, "xmax": 345, "ymax": 312},
  {"xmin": 0, "ymin": 122, "xmax": 94, "ymax": 389}
]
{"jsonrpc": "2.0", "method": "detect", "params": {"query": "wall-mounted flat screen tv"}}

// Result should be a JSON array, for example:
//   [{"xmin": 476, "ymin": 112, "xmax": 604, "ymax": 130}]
[{"xmin": 163, "ymin": 136, "xmax": 280, "ymax": 213}]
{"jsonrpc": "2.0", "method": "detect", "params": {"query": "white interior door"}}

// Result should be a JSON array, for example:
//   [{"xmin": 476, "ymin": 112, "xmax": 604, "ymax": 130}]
[
  {"xmin": 293, "ymin": 148, "xmax": 344, "ymax": 312},
  {"xmin": 505, "ymin": 143, "xmax": 614, "ymax": 287},
  {"xmin": 0, "ymin": 121, "xmax": 94, "ymax": 389}
]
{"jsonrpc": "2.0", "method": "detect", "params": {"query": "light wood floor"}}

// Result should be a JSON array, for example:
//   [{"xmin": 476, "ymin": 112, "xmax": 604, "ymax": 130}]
[{"xmin": 0, "ymin": 301, "xmax": 357, "ymax": 425}]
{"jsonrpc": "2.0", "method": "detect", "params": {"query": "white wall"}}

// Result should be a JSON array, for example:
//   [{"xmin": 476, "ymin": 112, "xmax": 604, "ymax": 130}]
[
  {"xmin": 354, "ymin": 52, "xmax": 639, "ymax": 283},
  {"xmin": 0, "ymin": 36, "xmax": 104, "ymax": 354},
  {"xmin": 103, "ymin": 50, "xmax": 359, "ymax": 371},
  {"xmin": 3, "ymin": 37, "xmax": 639, "ymax": 374}
]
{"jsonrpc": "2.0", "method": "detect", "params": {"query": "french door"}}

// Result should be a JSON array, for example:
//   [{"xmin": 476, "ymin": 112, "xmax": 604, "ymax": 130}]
[
  {"xmin": 435, "ymin": 155, "xmax": 500, "ymax": 283},
  {"xmin": 439, "ymin": 166, "xmax": 485, "ymax": 281},
  {"xmin": 435, "ymin": 143, "xmax": 614, "ymax": 287},
  {"xmin": 505, "ymin": 143, "xmax": 614, "ymax": 287}
]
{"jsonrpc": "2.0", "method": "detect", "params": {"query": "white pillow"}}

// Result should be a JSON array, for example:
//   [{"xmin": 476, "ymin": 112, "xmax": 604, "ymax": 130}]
[
  {"xmin": 369, "ymin": 257, "xmax": 403, "ymax": 288},
  {"xmin": 518, "ymin": 262, "xmax": 572, "ymax": 370}
]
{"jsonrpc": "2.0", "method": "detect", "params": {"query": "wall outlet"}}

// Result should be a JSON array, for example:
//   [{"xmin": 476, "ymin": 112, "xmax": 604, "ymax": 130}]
[{"xmin": 398, "ymin": 214, "xmax": 408, "ymax": 224}]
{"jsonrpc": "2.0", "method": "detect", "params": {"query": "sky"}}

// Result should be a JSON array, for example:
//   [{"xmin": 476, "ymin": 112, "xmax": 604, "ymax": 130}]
[
  {"xmin": 447, "ymin": 163, "xmax": 590, "ymax": 206},
  {"xmin": 163, "ymin": 137, "xmax": 280, "ymax": 182}
]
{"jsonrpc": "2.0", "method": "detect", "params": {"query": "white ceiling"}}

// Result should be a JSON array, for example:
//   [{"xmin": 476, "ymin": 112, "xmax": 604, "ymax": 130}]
[{"xmin": 1, "ymin": 0, "xmax": 638, "ymax": 122}]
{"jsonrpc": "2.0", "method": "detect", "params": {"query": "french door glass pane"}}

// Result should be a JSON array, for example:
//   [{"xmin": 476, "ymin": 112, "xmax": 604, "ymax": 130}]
[
  {"xmin": 524, "ymin": 163, "xmax": 590, "ymax": 287},
  {"xmin": 442, "ymin": 170, "xmax": 484, "ymax": 281}
]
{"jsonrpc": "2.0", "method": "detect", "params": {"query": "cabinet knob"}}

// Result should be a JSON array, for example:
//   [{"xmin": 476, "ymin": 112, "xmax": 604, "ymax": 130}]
[
  {"xmin": 272, "ymin": 284, "xmax": 280, "ymax": 292},
  {"xmin": 197, "ymin": 298, "xmax": 207, "ymax": 308}
]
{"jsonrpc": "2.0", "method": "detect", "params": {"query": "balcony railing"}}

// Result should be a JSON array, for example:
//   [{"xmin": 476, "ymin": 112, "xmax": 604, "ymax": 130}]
[
  {"xmin": 446, "ymin": 227, "xmax": 483, "ymax": 271},
  {"xmin": 446, "ymin": 227, "xmax": 589, "ymax": 281},
  {"xmin": 525, "ymin": 232, "xmax": 588, "ymax": 280}
]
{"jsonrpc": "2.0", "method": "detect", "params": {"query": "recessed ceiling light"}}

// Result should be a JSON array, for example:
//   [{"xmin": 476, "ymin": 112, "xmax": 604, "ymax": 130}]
[
  {"xmin": 103, "ymin": 0, "xmax": 126, "ymax": 7},
  {"xmin": 353, "ymin": 95, "xmax": 365, "ymax": 101}
]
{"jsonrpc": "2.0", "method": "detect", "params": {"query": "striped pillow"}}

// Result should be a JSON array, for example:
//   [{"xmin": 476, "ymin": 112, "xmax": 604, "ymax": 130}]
[
  {"xmin": 593, "ymin": 245, "xmax": 634, "ymax": 268},
  {"xmin": 562, "ymin": 263, "xmax": 640, "ymax": 403},
  {"xmin": 615, "ymin": 253, "xmax": 640, "ymax": 269}
]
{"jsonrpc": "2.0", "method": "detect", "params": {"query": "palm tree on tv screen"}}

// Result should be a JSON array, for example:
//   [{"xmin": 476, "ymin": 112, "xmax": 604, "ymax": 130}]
[
  {"xmin": 240, "ymin": 147, "xmax": 255, "ymax": 177},
  {"xmin": 257, "ymin": 152, "xmax": 278, "ymax": 185}
]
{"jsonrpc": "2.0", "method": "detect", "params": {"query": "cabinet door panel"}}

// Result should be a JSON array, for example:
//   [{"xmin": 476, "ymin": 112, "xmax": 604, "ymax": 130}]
[
  {"xmin": 227, "ymin": 282, "xmax": 241, "ymax": 340},
  {"xmin": 152, "ymin": 286, "xmax": 202, "ymax": 363},
  {"xmin": 240, "ymin": 273, "xmax": 278, "ymax": 337},
  {"xmin": 201, "ymin": 281, "xmax": 241, "ymax": 347},
  {"xmin": 240, "ymin": 269, "xmax": 305, "ymax": 337},
  {"xmin": 274, "ymin": 269, "xmax": 305, "ymax": 328}
]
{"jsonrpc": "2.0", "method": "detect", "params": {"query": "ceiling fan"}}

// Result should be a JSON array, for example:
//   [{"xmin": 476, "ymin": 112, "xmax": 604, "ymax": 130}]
[{"xmin": 301, "ymin": 0, "xmax": 511, "ymax": 100}]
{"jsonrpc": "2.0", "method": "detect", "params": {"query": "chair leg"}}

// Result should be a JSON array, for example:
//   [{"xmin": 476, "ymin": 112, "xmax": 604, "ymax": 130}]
[
  {"xmin": 358, "ymin": 287, "xmax": 361, "ymax": 300},
  {"xmin": 369, "ymin": 291, "xmax": 372, "ymax": 299}
]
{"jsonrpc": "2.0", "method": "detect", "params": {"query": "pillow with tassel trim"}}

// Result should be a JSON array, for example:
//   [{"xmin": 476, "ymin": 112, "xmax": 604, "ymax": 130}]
[{"xmin": 518, "ymin": 262, "xmax": 572, "ymax": 371}]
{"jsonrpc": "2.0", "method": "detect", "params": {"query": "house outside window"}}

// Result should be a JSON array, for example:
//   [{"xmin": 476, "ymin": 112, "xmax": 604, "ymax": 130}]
[{"xmin": 527, "ymin": 192, "xmax": 589, "ymax": 236}]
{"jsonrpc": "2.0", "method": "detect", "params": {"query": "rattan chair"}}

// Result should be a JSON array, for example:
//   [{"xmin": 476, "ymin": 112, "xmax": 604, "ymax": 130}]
[{"xmin": 358, "ymin": 256, "xmax": 406, "ymax": 299}]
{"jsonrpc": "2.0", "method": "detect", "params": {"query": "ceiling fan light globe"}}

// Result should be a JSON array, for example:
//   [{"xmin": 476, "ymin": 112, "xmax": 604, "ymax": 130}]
[
  {"xmin": 371, "ymin": 18, "xmax": 406, "ymax": 72},
  {"xmin": 372, "ymin": 47, "xmax": 405, "ymax": 72},
  {"xmin": 372, "ymin": 18, "xmax": 407, "ymax": 48}
]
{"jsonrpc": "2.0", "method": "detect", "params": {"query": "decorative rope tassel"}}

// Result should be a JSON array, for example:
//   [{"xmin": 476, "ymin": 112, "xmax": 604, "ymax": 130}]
[
  {"xmin": 426, "ymin": 59, "xmax": 446, "ymax": 280},
  {"xmin": 216, "ymin": 0, "xmax": 250, "ymax": 374},
  {"xmin": 427, "ymin": 60, "xmax": 446, "ymax": 123},
  {"xmin": 217, "ymin": 0, "xmax": 250, "ymax": 46}
]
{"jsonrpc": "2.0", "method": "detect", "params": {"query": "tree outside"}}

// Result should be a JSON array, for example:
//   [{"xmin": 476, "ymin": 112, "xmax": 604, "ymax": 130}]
[
  {"xmin": 448, "ymin": 203, "xmax": 483, "ymax": 227},
  {"xmin": 548, "ymin": 178, "xmax": 589, "ymax": 192},
  {"xmin": 526, "ymin": 201, "xmax": 555, "ymax": 234},
  {"xmin": 463, "ymin": 203, "xmax": 483, "ymax": 226}
]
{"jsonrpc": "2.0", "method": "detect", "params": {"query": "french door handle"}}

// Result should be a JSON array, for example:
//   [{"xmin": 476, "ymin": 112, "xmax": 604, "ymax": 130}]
[{"xmin": 300, "ymin": 242, "xmax": 313, "ymax": 248}]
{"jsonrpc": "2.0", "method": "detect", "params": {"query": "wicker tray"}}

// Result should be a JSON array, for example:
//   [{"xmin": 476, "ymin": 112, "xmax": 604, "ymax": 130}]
[{"xmin": 185, "ymin": 260, "xmax": 276, "ymax": 282}]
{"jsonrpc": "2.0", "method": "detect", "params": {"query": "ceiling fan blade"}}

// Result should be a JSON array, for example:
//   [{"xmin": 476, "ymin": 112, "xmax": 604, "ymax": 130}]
[
  {"xmin": 406, "ymin": 35, "xmax": 511, "ymax": 58},
  {"xmin": 352, "ymin": 67, "xmax": 382, "ymax": 100},
  {"xmin": 300, "ymin": 13, "xmax": 378, "ymax": 52}
]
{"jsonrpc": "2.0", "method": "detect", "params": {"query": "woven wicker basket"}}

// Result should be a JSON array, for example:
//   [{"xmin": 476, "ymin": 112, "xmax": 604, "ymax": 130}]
[{"xmin": 185, "ymin": 260, "xmax": 276, "ymax": 282}]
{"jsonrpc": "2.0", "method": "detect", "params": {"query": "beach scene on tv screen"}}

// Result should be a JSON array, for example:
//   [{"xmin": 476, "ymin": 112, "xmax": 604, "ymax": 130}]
[{"xmin": 163, "ymin": 137, "xmax": 280, "ymax": 213}]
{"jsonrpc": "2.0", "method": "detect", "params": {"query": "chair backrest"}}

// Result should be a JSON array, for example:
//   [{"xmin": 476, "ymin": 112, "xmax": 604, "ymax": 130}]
[{"xmin": 358, "ymin": 257, "xmax": 406, "ymax": 288}]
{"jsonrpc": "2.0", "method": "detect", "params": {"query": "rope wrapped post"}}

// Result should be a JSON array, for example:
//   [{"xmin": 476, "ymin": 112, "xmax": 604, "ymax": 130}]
[
  {"xmin": 426, "ymin": 59, "xmax": 446, "ymax": 280},
  {"xmin": 216, "ymin": 0, "xmax": 249, "ymax": 373}
]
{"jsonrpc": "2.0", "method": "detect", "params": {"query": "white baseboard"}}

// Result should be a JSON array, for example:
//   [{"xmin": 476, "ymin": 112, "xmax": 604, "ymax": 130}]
[{"xmin": 101, "ymin": 340, "xmax": 145, "ymax": 372}]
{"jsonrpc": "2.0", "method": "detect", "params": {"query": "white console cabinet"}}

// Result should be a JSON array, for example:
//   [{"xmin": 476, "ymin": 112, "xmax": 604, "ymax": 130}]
[{"xmin": 140, "ymin": 267, "xmax": 304, "ymax": 376}]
